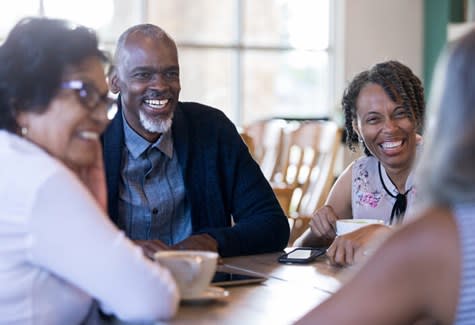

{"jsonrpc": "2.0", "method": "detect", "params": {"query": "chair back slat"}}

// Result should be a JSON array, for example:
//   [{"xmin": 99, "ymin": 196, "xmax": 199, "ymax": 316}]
[{"xmin": 243, "ymin": 119, "xmax": 342, "ymax": 246}]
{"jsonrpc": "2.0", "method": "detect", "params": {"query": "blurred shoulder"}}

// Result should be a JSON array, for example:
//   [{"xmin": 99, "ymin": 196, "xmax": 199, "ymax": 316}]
[
  {"xmin": 178, "ymin": 101, "xmax": 230, "ymax": 121},
  {"xmin": 0, "ymin": 130, "xmax": 66, "ymax": 181},
  {"xmin": 393, "ymin": 206, "xmax": 457, "ymax": 259},
  {"xmin": 367, "ymin": 207, "xmax": 457, "ymax": 278},
  {"xmin": 353, "ymin": 154, "xmax": 377, "ymax": 170},
  {"xmin": 399, "ymin": 206, "xmax": 460, "ymax": 323},
  {"xmin": 0, "ymin": 130, "xmax": 78, "ymax": 222},
  {"xmin": 363, "ymin": 206, "xmax": 458, "ymax": 282},
  {"xmin": 177, "ymin": 102, "xmax": 238, "ymax": 138}
]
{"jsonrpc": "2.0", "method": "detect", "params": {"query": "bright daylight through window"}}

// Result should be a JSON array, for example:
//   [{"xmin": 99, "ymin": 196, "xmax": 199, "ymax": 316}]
[
  {"xmin": 0, "ymin": 0, "xmax": 333, "ymax": 126},
  {"xmin": 150, "ymin": 0, "xmax": 332, "ymax": 125}
]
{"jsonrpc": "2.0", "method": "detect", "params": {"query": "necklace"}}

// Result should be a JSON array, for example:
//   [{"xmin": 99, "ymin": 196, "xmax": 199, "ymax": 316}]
[{"xmin": 378, "ymin": 162, "xmax": 412, "ymax": 225}]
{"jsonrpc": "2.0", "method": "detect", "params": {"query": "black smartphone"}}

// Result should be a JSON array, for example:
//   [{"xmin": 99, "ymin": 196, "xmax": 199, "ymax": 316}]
[
  {"xmin": 278, "ymin": 247, "xmax": 326, "ymax": 264},
  {"xmin": 211, "ymin": 271, "xmax": 267, "ymax": 286}
]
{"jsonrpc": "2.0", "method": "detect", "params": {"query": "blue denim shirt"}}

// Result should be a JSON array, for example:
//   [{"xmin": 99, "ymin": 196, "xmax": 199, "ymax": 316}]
[
  {"xmin": 118, "ymin": 114, "xmax": 191, "ymax": 245},
  {"xmin": 104, "ymin": 101, "xmax": 289, "ymax": 257}
]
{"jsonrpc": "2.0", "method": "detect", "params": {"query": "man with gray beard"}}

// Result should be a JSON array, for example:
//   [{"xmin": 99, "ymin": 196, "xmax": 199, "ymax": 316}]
[{"xmin": 102, "ymin": 24, "xmax": 289, "ymax": 258}]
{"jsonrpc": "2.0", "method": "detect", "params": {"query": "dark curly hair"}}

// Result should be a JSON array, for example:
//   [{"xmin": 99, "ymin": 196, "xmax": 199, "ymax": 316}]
[
  {"xmin": 342, "ymin": 60, "xmax": 425, "ymax": 156},
  {"xmin": 0, "ymin": 17, "xmax": 107, "ymax": 133}
]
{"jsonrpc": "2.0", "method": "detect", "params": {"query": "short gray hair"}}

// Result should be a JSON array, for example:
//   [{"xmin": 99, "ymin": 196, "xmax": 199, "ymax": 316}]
[{"xmin": 113, "ymin": 24, "xmax": 174, "ymax": 73}]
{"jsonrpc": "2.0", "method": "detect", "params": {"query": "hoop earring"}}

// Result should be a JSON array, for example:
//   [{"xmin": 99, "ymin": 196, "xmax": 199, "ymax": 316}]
[{"xmin": 21, "ymin": 126, "xmax": 28, "ymax": 136}]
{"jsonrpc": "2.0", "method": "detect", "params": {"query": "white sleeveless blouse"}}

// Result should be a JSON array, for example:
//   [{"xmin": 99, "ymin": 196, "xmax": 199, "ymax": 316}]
[{"xmin": 351, "ymin": 155, "xmax": 417, "ymax": 224}]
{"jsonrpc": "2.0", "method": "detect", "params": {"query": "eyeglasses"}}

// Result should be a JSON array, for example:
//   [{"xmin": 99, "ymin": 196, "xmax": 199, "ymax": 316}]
[{"xmin": 61, "ymin": 80, "xmax": 118, "ymax": 120}]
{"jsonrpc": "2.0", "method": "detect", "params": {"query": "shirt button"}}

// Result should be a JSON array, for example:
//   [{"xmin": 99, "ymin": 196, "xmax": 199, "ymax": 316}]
[{"xmin": 152, "ymin": 208, "xmax": 158, "ymax": 214}]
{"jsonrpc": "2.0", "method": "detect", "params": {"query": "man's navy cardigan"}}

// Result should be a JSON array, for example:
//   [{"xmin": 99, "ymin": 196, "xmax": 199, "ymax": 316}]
[{"xmin": 102, "ymin": 101, "xmax": 289, "ymax": 257}]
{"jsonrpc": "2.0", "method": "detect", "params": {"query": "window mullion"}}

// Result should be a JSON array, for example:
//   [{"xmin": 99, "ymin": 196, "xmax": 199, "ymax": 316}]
[{"xmin": 234, "ymin": 0, "xmax": 244, "ymax": 126}]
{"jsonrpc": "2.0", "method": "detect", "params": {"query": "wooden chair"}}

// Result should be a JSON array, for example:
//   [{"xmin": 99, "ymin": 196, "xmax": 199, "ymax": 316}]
[
  {"xmin": 271, "ymin": 121, "xmax": 343, "ymax": 245},
  {"xmin": 239, "ymin": 132, "xmax": 255, "ymax": 157},
  {"xmin": 243, "ymin": 119, "xmax": 287, "ymax": 180}
]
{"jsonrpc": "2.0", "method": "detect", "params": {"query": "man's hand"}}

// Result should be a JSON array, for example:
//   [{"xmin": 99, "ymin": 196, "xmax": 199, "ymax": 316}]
[
  {"xmin": 135, "ymin": 234, "xmax": 219, "ymax": 260},
  {"xmin": 171, "ymin": 234, "xmax": 218, "ymax": 252},
  {"xmin": 326, "ymin": 224, "xmax": 390, "ymax": 266},
  {"xmin": 134, "ymin": 240, "xmax": 170, "ymax": 259}
]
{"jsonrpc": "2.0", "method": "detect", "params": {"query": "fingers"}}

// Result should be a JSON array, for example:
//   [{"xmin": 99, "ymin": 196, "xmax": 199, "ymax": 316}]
[
  {"xmin": 134, "ymin": 240, "xmax": 170, "ymax": 260},
  {"xmin": 142, "ymin": 246, "xmax": 156, "ymax": 260},
  {"xmin": 310, "ymin": 216, "xmax": 325, "ymax": 237},
  {"xmin": 310, "ymin": 205, "xmax": 337, "ymax": 239},
  {"xmin": 135, "ymin": 241, "xmax": 156, "ymax": 260},
  {"xmin": 147, "ymin": 240, "xmax": 170, "ymax": 250},
  {"xmin": 345, "ymin": 242, "xmax": 354, "ymax": 265},
  {"xmin": 134, "ymin": 235, "xmax": 219, "ymax": 261},
  {"xmin": 171, "ymin": 234, "xmax": 219, "ymax": 253},
  {"xmin": 326, "ymin": 242, "xmax": 336, "ymax": 264},
  {"xmin": 317, "ymin": 214, "xmax": 336, "ymax": 238},
  {"xmin": 326, "ymin": 236, "xmax": 357, "ymax": 266}
]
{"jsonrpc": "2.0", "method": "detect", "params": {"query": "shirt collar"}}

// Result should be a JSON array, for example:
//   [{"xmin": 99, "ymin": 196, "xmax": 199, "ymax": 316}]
[
  {"xmin": 379, "ymin": 162, "xmax": 415, "ymax": 195},
  {"xmin": 122, "ymin": 112, "xmax": 174, "ymax": 159}
]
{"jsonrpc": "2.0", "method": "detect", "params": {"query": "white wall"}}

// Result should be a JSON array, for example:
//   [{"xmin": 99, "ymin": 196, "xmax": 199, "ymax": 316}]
[
  {"xmin": 334, "ymin": 0, "xmax": 424, "ymax": 171},
  {"xmin": 343, "ymin": 0, "xmax": 424, "ymax": 84}
]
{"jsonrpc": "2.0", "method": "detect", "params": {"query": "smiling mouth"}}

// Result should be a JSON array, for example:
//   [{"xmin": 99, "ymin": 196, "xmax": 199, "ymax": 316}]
[
  {"xmin": 78, "ymin": 130, "xmax": 100, "ymax": 140},
  {"xmin": 380, "ymin": 140, "xmax": 403, "ymax": 150},
  {"xmin": 144, "ymin": 99, "xmax": 169, "ymax": 109}
]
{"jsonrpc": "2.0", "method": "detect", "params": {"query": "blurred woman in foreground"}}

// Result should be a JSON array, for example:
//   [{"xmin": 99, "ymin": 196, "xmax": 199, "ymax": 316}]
[
  {"xmin": 0, "ymin": 18, "xmax": 178, "ymax": 324},
  {"xmin": 295, "ymin": 29, "xmax": 475, "ymax": 325}
]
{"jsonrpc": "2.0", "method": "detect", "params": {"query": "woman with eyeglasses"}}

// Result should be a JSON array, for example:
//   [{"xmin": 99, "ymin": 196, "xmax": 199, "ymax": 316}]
[{"xmin": 0, "ymin": 17, "xmax": 178, "ymax": 324}]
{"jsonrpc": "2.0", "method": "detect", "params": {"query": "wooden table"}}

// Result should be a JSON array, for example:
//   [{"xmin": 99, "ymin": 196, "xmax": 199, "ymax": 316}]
[{"xmin": 112, "ymin": 251, "xmax": 350, "ymax": 325}]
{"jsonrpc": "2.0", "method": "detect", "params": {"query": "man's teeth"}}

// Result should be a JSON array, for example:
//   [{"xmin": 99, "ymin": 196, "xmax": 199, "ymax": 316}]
[
  {"xmin": 144, "ymin": 99, "xmax": 169, "ymax": 109},
  {"xmin": 79, "ymin": 131, "xmax": 99, "ymax": 140},
  {"xmin": 381, "ymin": 141, "xmax": 402, "ymax": 149}
]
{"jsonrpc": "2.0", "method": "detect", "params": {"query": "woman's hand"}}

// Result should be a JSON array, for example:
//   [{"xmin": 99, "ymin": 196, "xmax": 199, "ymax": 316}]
[
  {"xmin": 309, "ymin": 205, "xmax": 339, "ymax": 240},
  {"xmin": 326, "ymin": 224, "xmax": 391, "ymax": 266}
]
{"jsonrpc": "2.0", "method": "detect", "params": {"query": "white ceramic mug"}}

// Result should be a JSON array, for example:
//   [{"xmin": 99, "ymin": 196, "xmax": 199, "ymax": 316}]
[
  {"xmin": 154, "ymin": 250, "xmax": 218, "ymax": 299},
  {"xmin": 336, "ymin": 218, "xmax": 385, "ymax": 236}
]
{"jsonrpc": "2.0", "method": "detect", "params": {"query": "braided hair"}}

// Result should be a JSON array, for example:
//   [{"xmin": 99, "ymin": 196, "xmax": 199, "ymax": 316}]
[{"xmin": 342, "ymin": 60, "xmax": 425, "ymax": 156}]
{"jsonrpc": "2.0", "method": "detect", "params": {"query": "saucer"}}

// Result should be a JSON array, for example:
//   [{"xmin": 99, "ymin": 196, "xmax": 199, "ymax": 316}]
[{"xmin": 181, "ymin": 286, "xmax": 229, "ymax": 303}]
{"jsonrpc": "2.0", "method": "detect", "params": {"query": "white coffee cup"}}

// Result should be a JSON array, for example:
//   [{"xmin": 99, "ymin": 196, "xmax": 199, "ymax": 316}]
[
  {"xmin": 154, "ymin": 250, "xmax": 218, "ymax": 299},
  {"xmin": 336, "ymin": 218, "xmax": 385, "ymax": 236}
]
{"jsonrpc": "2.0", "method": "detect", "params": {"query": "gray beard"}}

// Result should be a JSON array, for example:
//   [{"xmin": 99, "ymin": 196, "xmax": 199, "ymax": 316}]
[{"xmin": 139, "ymin": 110, "xmax": 173, "ymax": 134}]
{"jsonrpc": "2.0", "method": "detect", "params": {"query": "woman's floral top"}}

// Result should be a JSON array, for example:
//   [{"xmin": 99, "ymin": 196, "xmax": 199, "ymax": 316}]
[{"xmin": 351, "ymin": 155, "xmax": 416, "ymax": 224}]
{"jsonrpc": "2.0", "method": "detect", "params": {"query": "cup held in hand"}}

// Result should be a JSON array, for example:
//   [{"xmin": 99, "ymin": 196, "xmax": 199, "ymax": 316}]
[
  {"xmin": 335, "ymin": 219, "xmax": 385, "ymax": 236},
  {"xmin": 154, "ymin": 250, "xmax": 218, "ymax": 299}
]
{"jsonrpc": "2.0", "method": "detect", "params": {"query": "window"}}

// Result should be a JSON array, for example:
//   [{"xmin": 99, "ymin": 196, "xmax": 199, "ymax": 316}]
[
  {"xmin": 1, "ymin": 0, "xmax": 335, "ymax": 127},
  {"xmin": 0, "ymin": 0, "xmax": 39, "ymax": 36},
  {"xmin": 149, "ymin": 0, "xmax": 334, "ymax": 126},
  {"xmin": 0, "ymin": 0, "xmax": 143, "ymax": 53}
]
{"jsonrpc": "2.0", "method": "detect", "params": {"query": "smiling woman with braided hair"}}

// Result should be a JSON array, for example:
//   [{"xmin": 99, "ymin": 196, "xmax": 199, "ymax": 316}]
[
  {"xmin": 295, "ymin": 29, "xmax": 475, "ymax": 324},
  {"xmin": 297, "ymin": 60, "xmax": 425, "ymax": 266}
]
